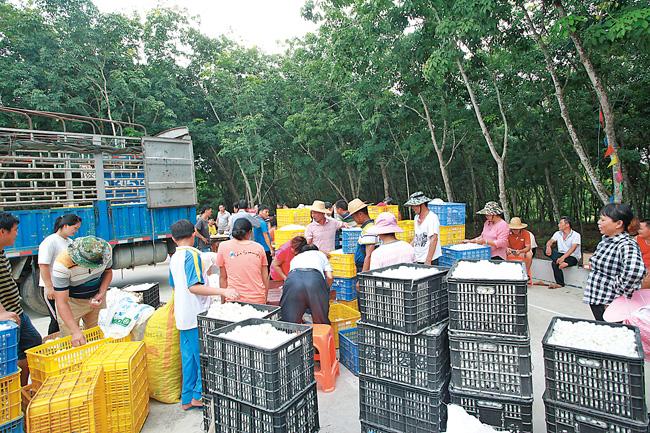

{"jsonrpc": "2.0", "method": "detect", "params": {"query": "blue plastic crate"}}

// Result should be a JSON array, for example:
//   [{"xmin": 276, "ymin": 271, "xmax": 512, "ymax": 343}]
[
  {"xmin": 332, "ymin": 277, "xmax": 357, "ymax": 301},
  {"xmin": 0, "ymin": 416, "xmax": 23, "ymax": 433},
  {"xmin": 0, "ymin": 321, "xmax": 18, "ymax": 377},
  {"xmin": 428, "ymin": 203, "xmax": 466, "ymax": 226},
  {"xmin": 342, "ymin": 228, "xmax": 362, "ymax": 254},
  {"xmin": 339, "ymin": 328, "xmax": 359, "ymax": 376},
  {"xmin": 440, "ymin": 245, "xmax": 491, "ymax": 267}
]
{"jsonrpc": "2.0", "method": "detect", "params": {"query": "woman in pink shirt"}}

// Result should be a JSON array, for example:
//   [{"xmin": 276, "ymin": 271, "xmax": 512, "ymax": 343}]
[
  {"xmin": 367, "ymin": 212, "xmax": 416, "ymax": 270},
  {"xmin": 465, "ymin": 201, "xmax": 510, "ymax": 260},
  {"xmin": 216, "ymin": 218, "xmax": 269, "ymax": 304}
]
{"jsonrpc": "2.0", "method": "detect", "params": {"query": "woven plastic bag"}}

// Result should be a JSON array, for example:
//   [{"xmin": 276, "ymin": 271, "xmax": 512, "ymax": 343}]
[{"xmin": 144, "ymin": 294, "xmax": 181, "ymax": 403}]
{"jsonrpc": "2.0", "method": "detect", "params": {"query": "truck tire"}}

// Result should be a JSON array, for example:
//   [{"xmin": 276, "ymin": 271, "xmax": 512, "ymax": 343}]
[{"xmin": 20, "ymin": 266, "xmax": 48, "ymax": 316}]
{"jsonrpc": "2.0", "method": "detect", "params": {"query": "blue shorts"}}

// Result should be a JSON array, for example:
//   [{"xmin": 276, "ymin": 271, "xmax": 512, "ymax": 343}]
[{"xmin": 18, "ymin": 313, "xmax": 42, "ymax": 359}]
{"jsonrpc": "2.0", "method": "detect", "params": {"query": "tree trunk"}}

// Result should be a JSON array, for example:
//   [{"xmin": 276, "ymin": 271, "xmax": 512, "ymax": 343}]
[
  {"xmin": 456, "ymin": 58, "xmax": 509, "ymax": 219},
  {"xmin": 236, "ymin": 159, "xmax": 254, "ymax": 205},
  {"xmin": 419, "ymin": 94, "xmax": 455, "ymax": 202},
  {"xmin": 522, "ymin": 7, "xmax": 610, "ymax": 204},
  {"xmin": 466, "ymin": 151, "xmax": 480, "ymax": 224},
  {"xmin": 379, "ymin": 161, "xmax": 390, "ymax": 199},
  {"xmin": 534, "ymin": 141, "xmax": 561, "ymax": 221},
  {"xmin": 553, "ymin": 1, "xmax": 621, "ymax": 202}
]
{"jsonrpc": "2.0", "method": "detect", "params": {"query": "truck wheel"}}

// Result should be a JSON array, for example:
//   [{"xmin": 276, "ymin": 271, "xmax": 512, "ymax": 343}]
[{"xmin": 20, "ymin": 268, "xmax": 48, "ymax": 316}]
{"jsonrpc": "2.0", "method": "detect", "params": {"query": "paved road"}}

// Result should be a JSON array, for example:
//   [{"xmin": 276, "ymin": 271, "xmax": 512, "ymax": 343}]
[{"xmin": 24, "ymin": 262, "xmax": 647, "ymax": 432}]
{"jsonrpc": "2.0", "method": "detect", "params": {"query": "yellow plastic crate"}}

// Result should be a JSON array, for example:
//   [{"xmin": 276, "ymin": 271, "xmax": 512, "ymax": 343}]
[
  {"xmin": 329, "ymin": 250, "xmax": 357, "ymax": 278},
  {"xmin": 439, "ymin": 224, "xmax": 465, "ymax": 246},
  {"xmin": 27, "ymin": 367, "xmax": 107, "ymax": 433},
  {"xmin": 0, "ymin": 371, "xmax": 21, "ymax": 424},
  {"xmin": 331, "ymin": 299, "xmax": 359, "ymax": 312},
  {"xmin": 328, "ymin": 303, "xmax": 360, "ymax": 348},
  {"xmin": 293, "ymin": 208, "xmax": 312, "ymax": 226},
  {"xmin": 82, "ymin": 342, "xmax": 149, "ymax": 433},
  {"xmin": 368, "ymin": 205, "xmax": 399, "ymax": 220},
  {"xmin": 276, "ymin": 208, "xmax": 297, "ymax": 228},
  {"xmin": 25, "ymin": 327, "xmax": 109, "ymax": 390},
  {"xmin": 274, "ymin": 225, "xmax": 305, "ymax": 249},
  {"xmin": 395, "ymin": 220, "xmax": 415, "ymax": 243}
]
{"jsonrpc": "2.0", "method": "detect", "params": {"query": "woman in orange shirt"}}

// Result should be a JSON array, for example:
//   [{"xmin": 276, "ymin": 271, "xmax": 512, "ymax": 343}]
[
  {"xmin": 637, "ymin": 219, "xmax": 650, "ymax": 289},
  {"xmin": 507, "ymin": 217, "xmax": 533, "ymax": 284}
]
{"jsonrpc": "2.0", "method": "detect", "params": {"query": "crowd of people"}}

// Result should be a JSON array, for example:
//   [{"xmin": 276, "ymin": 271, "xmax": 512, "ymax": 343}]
[{"xmin": 0, "ymin": 195, "xmax": 649, "ymax": 405}]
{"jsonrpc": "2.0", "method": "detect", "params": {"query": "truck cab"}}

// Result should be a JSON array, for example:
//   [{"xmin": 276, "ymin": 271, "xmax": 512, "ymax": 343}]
[{"xmin": 0, "ymin": 107, "xmax": 197, "ymax": 314}]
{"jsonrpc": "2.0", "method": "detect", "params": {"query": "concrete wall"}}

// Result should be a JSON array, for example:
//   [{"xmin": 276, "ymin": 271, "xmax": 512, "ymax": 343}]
[{"xmin": 531, "ymin": 258, "xmax": 589, "ymax": 288}]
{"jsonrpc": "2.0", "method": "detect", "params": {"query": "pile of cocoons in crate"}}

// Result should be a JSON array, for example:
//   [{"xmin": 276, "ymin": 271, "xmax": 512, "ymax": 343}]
[
  {"xmin": 446, "ymin": 404, "xmax": 499, "ymax": 433},
  {"xmin": 220, "ymin": 323, "xmax": 293, "ymax": 349},
  {"xmin": 206, "ymin": 302, "xmax": 269, "ymax": 322},
  {"xmin": 451, "ymin": 260, "xmax": 526, "ymax": 280},
  {"xmin": 371, "ymin": 266, "xmax": 444, "ymax": 279},
  {"xmin": 447, "ymin": 243, "xmax": 487, "ymax": 251},
  {"xmin": 547, "ymin": 319, "xmax": 639, "ymax": 357}
]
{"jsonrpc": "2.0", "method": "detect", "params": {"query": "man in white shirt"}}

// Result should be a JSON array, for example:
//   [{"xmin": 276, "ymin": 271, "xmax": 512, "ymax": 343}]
[
  {"xmin": 545, "ymin": 216, "xmax": 581, "ymax": 288},
  {"xmin": 216, "ymin": 204, "xmax": 231, "ymax": 234},
  {"xmin": 405, "ymin": 192, "xmax": 441, "ymax": 265}
]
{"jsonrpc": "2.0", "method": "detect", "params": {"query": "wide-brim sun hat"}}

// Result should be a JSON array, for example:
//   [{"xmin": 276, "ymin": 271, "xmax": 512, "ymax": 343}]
[
  {"xmin": 367, "ymin": 212, "xmax": 403, "ymax": 236},
  {"xmin": 509, "ymin": 217, "xmax": 528, "ymax": 230},
  {"xmin": 309, "ymin": 200, "xmax": 330, "ymax": 214},
  {"xmin": 68, "ymin": 236, "xmax": 112, "ymax": 269},
  {"xmin": 348, "ymin": 198, "xmax": 369, "ymax": 215},
  {"xmin": 404, "ymin": 191, "xmax": 432, "ymax": 206},
  {"xmin": 477, "ymin": 201, "xmax": 504, "ymax": 215},
  {"xmin": 604, "ymin": 289, "xmax": 650, "ymax": 322}
]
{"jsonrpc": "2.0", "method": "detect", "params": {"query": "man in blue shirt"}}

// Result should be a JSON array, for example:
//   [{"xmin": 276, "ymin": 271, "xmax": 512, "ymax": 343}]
[{"xmin": 253, "ymin": 205, "xmax": 274, "ymax": 271}]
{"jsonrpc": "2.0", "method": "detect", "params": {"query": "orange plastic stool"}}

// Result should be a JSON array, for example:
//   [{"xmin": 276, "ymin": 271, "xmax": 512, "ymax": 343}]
[{"xmin": 311, "ymin": 324, "xmax": 340, "ymax": 392}]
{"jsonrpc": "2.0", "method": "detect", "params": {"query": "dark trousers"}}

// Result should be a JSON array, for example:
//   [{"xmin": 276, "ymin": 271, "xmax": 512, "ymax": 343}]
[
  {"xmin": 265, "ymin": 251, "xmax": 273, "ymax": 272},
  {"xmin": 280, "ymin": 269, "xmax": 330, "ymax": 324},
  {"xmin": 546, "ymin": 250, "xmax": 578, "ymax": 286},
  {"xmin": 41, "ymin": 287, "xmax": 60, "ymax": 334},
  {"xmin": 590, "ymin": 304, "xmax": 607, "ymax": 321}
]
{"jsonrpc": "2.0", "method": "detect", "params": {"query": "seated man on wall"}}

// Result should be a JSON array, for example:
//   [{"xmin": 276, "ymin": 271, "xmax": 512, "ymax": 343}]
[{"xmin": 545, "ymin": 216, "xmax": 581, "ymax": 289}]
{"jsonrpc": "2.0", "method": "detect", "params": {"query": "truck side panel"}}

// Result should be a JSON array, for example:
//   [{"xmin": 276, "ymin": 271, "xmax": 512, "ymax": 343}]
[{"xmin": 6, "ymin": 203, "xmax": 195, "ymax": 255}]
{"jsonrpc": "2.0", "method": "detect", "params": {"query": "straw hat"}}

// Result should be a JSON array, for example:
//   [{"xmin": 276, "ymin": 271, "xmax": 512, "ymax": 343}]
[
  {"xmin": 309, "ymin": 200, "xmax": 330, "ymax": 214},
  {"xmin": 508, "ymin": 217, "xmax": 528, "ymax": 230},
  {"xmin": 68, "ymin": 236, "xmax": 112, "ymax": 269},
  {"xmin": 348, "ymin": 198, "xmax": 369, "ymax": 215},
  {"xmin": 367, "ymin": 212, "xmax": 403, "ymax": 235}
]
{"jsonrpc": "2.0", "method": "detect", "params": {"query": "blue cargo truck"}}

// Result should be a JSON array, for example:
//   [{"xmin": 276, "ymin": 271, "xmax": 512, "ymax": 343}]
[{"xmin": 0, "ymin": 108, "xmax": 198, "ymax": 314}]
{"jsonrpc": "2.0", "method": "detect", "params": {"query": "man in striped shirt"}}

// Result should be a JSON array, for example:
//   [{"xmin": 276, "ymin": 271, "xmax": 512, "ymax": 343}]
[
  {"xmin": 0, "ymin": 212, "xmax": 43, "ymax": 385},
  {"xmin": 52, "ymin": 236, "xmax": 113, "ymax": 346}
]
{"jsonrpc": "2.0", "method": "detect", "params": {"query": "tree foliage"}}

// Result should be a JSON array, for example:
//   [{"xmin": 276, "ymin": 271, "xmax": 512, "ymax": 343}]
[{"xmin": 1, "ymin": 0, "xmax": 649, "ymax": 227}]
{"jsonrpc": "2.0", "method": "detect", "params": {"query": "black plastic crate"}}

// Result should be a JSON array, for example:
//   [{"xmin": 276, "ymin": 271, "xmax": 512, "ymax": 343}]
[
  {"xmin": 211, "ymin": 382, "xmax": 320, "ymax": 433},
  {"xmin": 357, "ymin": 263, "xmax": 449, "ymax": 333},
  {"xmin": 358, "ymin": 321, "xmax": 449, "ymax": 390},
  {"xmin": 449, "ymin": 385, "xmax": 533, "ymax": 433},
  {"xmin": 359, "ymin": 375, "xmax": 449, "ymax": 433},
  {"xmin": 544, "ymin": 392, "xmax": 650, "ymax": 433},
  {"xmin": 542, "ymin": 316, "xmax": 647, "ymax": 423},
  {"xmin": 197, "ymin": 302, "xmax": 281, "ymax": 354},
  {"xmin": 203, "ymin": 318, "xmax": 314, "ymax": 412},
  {"xmin": 449, "ymin": 331, "xmax": 533, "ymax": 398},
  {"xmin": 361, "ymin": 420, "xmax": 400, "ymax": 433},
  {"xmin": 202, "ymin": 393, "xmax": 212, "ymax": 433},
  {"xmin": 123, "ymin": 282, "xmax": 160, "ymax": 308},
  {"xmin": 447, "ymin": 260, "xmax": 528, "ymax": 338}
]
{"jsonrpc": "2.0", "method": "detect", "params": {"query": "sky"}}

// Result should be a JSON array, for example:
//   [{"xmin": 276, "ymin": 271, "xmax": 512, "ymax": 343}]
[{"xmin": 92, "ymin": 0, "xmax": 319, "ymax": 54}]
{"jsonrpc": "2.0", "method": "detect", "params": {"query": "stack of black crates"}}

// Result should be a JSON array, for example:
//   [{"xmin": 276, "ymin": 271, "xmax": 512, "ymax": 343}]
[
  {"xmin": 197, "ymin": 303, "xmax": 319, "ymax": 433},
  {"xmin": 357, "ymin": 263, "xmax": 450, "ymax": 433},
  {"xmin": 446, "ymin": 259, "xmax": 534, "ymax": 433},
  {"xmin": 542, "ymin": 317, "xmax": 649, "ymax": 432}
]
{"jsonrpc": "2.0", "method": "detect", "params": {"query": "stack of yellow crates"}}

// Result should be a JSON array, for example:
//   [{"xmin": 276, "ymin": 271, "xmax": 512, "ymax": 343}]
[
  {"xmin": 83, "ymin": 342, "xmax": 149, "ymax": 433},
  {"xmin": 25, "ymin": 327, "xmax": 109, "ymax": 390},
  {"xmin": 27, "ymin": 367, "xmax": 107, "ymax": 433}
]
